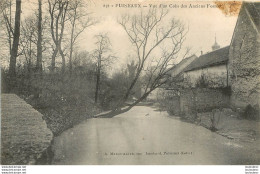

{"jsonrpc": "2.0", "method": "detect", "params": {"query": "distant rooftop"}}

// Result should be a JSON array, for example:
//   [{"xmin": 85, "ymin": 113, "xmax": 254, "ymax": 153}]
[
  {"xmin": 167, "ymin": 54, "xmax": 197, "ymax": 76},
  {"xmin": 182, "ymin": 2, "xmax": 259, "ymax": 73},
  {"xmin": 184, "ymin": 46, "xmax": 230, "ymax": 72}
]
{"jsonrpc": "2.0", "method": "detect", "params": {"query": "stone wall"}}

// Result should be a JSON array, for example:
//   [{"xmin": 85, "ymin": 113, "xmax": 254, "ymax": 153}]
[
  {"xmin": 1, "ymin": 94, "xmax": 53, "ymax": 165},
  {"xmin": 180, "ymin": 88, "xmax": 230, "ymax": 117},
  {"xmin": 228, "ymin": 4, "xmax": 260, "ymax": 109}
]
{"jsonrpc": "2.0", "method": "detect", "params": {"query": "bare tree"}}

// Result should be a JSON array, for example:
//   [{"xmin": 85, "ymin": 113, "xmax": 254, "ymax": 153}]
[
  {"xmin": 36, "ymin": 0, "xmax": 43, "ymax": 73},
  {"xmin": 19, "ymin": 16, "xmax": 37, "ymax": 76},
  {"xmin": 19, "ymin": 9, "xmax": 50, "ymax": 75},
  {"xmin": 120, "ymin": 9, "xmax": 187, "ymax": 105},
  {"xmin": 96, "ymin": 9, "xmax": 188, "ymax": 117},
  {"xmin": 48, "ymin": 0, "xmax": 69, "ymax": 73},
  {"xmin": 0, "ymin": 0, "xmax": 14, "ymax": 57},
  {"xmin": 92, "ymin": 34, "xmax": 116, "ymax": 103},
  {"xmin": 68, "ymin": 0, "xmax": 96, "ymax": 75},
  {"xmin": 9, "ymin": 0, "xmax": 21, "ymax": 77}
]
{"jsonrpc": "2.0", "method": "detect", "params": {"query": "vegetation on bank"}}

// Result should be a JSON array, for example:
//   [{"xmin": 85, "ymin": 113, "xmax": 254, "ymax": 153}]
[
  {"xmin": 1, "ymin": 0, "xmax": 190, "ymax": 133},
  {"xmin": 1, "ymin": 65, "xmax": 134, "ymax": 135}
]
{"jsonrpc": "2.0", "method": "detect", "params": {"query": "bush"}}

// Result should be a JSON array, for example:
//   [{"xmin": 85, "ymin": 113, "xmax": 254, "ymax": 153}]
[
  {"xmin": 2, "ymin": 70, "xmax": 103, "ymax": 135},
  {"xmin": 157, "ymin": 90, "xmax": 181, "ymax": 116},
  {"xmin": 220, "ymin": 86, "xmax": 232, "ymax": 96},
  {"xmin": 242, "ymin": 104, "xmax": 260, "ymax": 120},
  {"xmin": 195, "ymin": 74, "xmax": 209, "ymax": 88}
]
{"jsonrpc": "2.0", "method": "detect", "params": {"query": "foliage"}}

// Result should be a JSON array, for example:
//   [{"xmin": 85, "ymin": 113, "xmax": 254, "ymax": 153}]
[
  {"xmin": 157, "ymin": 89, "xmax": 181, "ymax": 116},
  {"xmin": 91, "ymin": 34, "xmax": 116, "ymax": 103},
  {"xmin": 98, "ymin": 64, "xmax": 141, "ymax": 110},
  {"xmin": 0, "ymin": 1, "xmax": 191, "ymax": 128},
  {"xmin": 194, "ymin": 73, "xmax": 227, "ymax": 88},
  {"xmin": 242, "ymin": 104, "xmax": 260, "ymax": 120},
  {"xmin": 195, "ymin": 74, "xmax": 209, "ymax": 88},
  {"xmin": 220, "ymin": 86, "xmax": 232, "ymax": 96},
  {"xmin": 1, "ymin": 66, "xmax": 102, "ymax": 135}
]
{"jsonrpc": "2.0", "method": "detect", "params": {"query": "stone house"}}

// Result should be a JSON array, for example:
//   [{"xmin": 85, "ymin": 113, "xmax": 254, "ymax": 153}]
[
  {"xmin": 179, "ymin": 44, "xmax": 231, "ymax": 115},
  {"xmin": 179, "ymin": 2, "xmax": 260, "ymax": 115},
  {"xmin": 228, "ymin": 2, "xmax": 260, "ymax": 109},
  {"xmin": 147, "ymin": 2, "xmax": 259, "ymax": 116}
]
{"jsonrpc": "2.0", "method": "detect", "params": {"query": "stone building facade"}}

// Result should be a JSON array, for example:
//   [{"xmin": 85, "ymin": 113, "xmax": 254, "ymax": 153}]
[
  {"xmin": 228, "ymin": 2, "xmax": 260, "ymax": 109},
  {"xmin": 152, "ymin": 2, "xmax": 260, "ymax": 116}
]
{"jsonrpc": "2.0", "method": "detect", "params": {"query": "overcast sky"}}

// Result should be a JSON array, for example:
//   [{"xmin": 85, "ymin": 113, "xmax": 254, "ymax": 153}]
[
  {"xmin": 82, "ymin": 1, "xmax": 238, "ymax": 70},
  {"xmin": 2, "ymin": 1, "xmax": 239, "ymax": 72}
]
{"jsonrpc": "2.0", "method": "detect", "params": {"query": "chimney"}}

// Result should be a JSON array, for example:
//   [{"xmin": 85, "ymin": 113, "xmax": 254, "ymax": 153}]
[{"xmin": 201, "ymin": 51, "xmax": 203, "ymax": 55}]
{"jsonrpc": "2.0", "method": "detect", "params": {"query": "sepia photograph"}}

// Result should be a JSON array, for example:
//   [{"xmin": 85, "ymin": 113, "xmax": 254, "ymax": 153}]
[{"xmin": 0, "ymin": 0, "xmax": 260, "ymax": 168}]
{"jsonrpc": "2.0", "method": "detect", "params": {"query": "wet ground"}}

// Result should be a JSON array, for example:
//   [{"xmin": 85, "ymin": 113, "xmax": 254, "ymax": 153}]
[{"xmin": 52, "ymin": 106, "xmax": 260, "ymax": 165}]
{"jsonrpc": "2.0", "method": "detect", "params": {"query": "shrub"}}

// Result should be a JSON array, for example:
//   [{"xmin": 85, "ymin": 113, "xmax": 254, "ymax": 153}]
[
  {"xmin": 220, "ymin": 86, "xmax": 232, "ymax": 96},
  {"xmin": 242, "ymin": 104, "xmax": 260, "ymax": 120},
  {"xmin": 1, "ymin": 69, "xmax": 103, "ymax": 135},
  {"xmin": 195, "ymin": 74, "xmax": 209, "ymax": 88},
  {"xmin": 157, "ymin": 90, "xmax": 181, "ymax": 116}
]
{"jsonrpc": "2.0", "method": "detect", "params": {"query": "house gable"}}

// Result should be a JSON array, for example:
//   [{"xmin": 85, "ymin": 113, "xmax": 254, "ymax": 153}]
[
  {"xmin": 168, "ymin": 55, "xmax": 197, "ymax": 77},
  {"xmin": 228, "ymin": 2, "xmax": 260, "ymax": 108}
]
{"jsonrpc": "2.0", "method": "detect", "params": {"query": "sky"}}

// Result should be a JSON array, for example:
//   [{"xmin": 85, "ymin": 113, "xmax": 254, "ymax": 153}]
[
  {"xmin": 82, "ymin": 1, "xmax": 239, "ymax": 71},
  {"xmin": 1, "ymin": 0, "xmax": 239, "ymax": 72}
]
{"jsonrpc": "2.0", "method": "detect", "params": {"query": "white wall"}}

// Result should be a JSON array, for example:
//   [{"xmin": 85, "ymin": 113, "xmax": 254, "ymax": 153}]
[
  {"xmin": 183, "ymin": 64, "xmax": 228, "ymax": 88},
  {"xmin": 171, "ymin": 55, "xmax": 197, "ymax": 77}
]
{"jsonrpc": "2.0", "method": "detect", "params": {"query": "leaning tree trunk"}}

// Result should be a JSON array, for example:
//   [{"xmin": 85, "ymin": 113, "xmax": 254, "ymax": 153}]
[
  {"xmin": 9, "ymin": 0, "xmax": 21, "ymax": 78},
  {"xmin": 95, "ymin": 87, "xmax": 156, "ymax": 118},
  {"xmin": 123, "ymin": 68, "xmax": 142, "ymax": 101}
]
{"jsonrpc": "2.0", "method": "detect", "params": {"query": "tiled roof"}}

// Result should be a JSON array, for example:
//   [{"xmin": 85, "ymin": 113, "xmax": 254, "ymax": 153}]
[{"xmin": 184, "ymin": 46, "xmax": 229, "ymax": 72}]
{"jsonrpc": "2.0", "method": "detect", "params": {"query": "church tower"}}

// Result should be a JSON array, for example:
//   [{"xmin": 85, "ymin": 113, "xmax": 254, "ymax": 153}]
[{"xmin": 212, "ymin": 34, "xmax": 220, "ymax": 51}]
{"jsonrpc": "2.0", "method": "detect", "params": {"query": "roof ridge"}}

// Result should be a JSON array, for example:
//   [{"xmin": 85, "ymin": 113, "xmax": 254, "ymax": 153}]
[
  {"xmin": 184, "ymin": 46, "xmax": 230, "ymax": 72},
  {"xmin": 200, "ymin": 45, "xmax": 229, "ymax": 57}
]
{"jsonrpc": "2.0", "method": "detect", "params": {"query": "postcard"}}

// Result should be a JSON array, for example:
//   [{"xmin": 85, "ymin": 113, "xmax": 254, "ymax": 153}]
[{"xmin": 0, "ymin": 0, "xmax": 259, "ymax": 167}]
